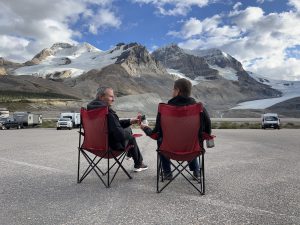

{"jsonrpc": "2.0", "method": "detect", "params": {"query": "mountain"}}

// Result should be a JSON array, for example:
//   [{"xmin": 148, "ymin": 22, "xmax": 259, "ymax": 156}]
[
  {"xmin": 151, "ymin": 44, "xmax": 218, "ymax": 80},
  {"xmin": 13, "ymin": 42, "xmax": 167, "ymax": 80},
  {"xmin": 0, "ymin": 57, "xmax": 22, "ymax": 75},
  {"xmin": 2, "ymin": 42, "xmax": 298, "ymax": 117},
  {"xmin": 64, "ymin": 43, "xmax": 173, "ymax": 99},
  {"xmin": 151, "ymin": 45, "xmax": 281, "ymax": 115},
  {"xmin": 232, "ymin": 72, "xmax": 300, "ymax": 110}
]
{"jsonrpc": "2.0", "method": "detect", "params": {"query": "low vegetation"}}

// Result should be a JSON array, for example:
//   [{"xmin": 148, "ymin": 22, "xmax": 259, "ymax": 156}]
[
  {"xmin": 41, "ymin": 120, "xmax": 57, "ymax": 128},
  {"xmin": 134, "ymin": 121, "xmax": 300, "ymax": 129},
  {"xmin": 0, "ymin": 90, "xmax": 78, "ymax": 102}
]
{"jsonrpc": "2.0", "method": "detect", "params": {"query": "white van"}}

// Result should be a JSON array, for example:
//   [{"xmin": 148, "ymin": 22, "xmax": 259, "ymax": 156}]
[{"xmin": 261, "ymin": 113, "xmax": 280, "ymax": 129}]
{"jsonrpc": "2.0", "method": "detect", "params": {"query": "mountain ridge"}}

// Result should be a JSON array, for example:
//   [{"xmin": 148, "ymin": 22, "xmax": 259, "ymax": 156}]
[{"xmin": 1, "ymin": 41, "xmax": 299, "ymax": 117}]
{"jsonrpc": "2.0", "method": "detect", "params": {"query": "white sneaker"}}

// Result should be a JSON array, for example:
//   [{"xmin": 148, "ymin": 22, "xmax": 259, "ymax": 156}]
[{"xmin": 133, "ymin": 163, "xmax": 148, "ymax": 172}]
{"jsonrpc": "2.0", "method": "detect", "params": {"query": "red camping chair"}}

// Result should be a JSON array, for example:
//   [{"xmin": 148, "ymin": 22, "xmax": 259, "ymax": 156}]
[
  {"xmin": 157, "ymin": 103, "xmax": 205, "ymax": 194},
  {"xmin": 77, "ymin": 107, "xmax": 132, "ymax": 188}
]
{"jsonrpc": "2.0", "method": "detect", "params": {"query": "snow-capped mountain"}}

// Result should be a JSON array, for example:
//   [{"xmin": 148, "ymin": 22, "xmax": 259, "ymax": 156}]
[
  {"xmin": 152, "ymin": 44, "xmax": 280, "ymax": 102},
  {"xmin": 13, "ymin": 42, "xmax": 122, "ymax": 78},
  {"xmin": 152, "ymin": 44, "xmax": 218, "ymax": 82},
  {"xmin": 185, "ymin": 48, "xmax": 244, "ymax": 79},
  {"xmin": 12, "ymin": 42, "xmax": 167, "ymax": 80},
  {"xmin": 2, "ymin": 41, "xmax": 299, "ymax": 117},
  {"xmin": 232, "ymin": 72, "xmax": 300, "ymax": 109}
]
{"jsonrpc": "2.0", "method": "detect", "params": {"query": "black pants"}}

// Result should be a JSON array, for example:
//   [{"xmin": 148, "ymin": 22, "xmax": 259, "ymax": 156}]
[{"xmin": 124, "ymin": 128, "xmax": 143, "ymax": 167}]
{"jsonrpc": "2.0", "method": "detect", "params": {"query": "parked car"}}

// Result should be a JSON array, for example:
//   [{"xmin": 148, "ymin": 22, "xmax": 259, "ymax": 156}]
[
  {"xmin": 261, "ymin": 113, "xmax": 280, "ymax": 129},
  {"xmin": 56, "ymin": 118, "xmax": 73, "ymax": 130},
  {"xmin": 0, "ymin": 118, "xmax": 23, "ymax": 130}
]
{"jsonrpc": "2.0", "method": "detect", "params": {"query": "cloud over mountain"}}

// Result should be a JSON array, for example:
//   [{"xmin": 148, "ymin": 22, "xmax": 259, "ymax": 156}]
[
  {"xmin": 170, "ymin": 1, "xmax": 300, "ymax": 80},
  {"xmin": 0, "ymin": 0, "xmax": 299, "ymax": 81},
  {"xmin": 0, "ymin": 0, "xmax": 120, "ymax": 61}
]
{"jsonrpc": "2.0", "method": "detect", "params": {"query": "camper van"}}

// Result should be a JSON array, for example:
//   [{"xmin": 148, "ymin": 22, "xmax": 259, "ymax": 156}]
[
  {"xmin": 0, "ymin": 108, "xmax": 9, "ymax": 119},
  {"xmin": 261, "ymin": 113, "xmax": 280, "ymax": 129},
  {"xmin": 13, "ymin": 112, "xmax": 43, "ymax": 127},
  {"xmin": 59, "ymin": 112, "xmax": 80, "ymax": 128}
]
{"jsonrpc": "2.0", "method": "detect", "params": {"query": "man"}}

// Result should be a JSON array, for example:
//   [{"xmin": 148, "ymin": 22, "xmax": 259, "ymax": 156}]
[
  {"xmin": 140, "ymin": 78, "xmax": 211, "ymax": 179},
  {"xmin": 87, "ymin": 87, "xmax": 148, "ymax": 172}
]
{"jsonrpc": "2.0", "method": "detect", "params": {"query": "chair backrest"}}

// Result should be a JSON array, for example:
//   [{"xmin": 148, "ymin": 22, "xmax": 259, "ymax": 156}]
[
  {"xmin": 158, "ymin": 103, "xmax": 203, "ymax": 161},
  {"xmin": 80, "ymin": 107, "xmax": 109, "ymax": 152}
]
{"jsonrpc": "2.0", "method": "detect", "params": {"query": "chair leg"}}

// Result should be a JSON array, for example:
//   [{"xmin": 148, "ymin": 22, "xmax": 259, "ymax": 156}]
[
  {"xmin": 157, "ymin": 152, "xmax": 161, "ymax": 193},
  {"xmin": 77, "ymin": 148, "xmax": 81, "ymax": 183},
  {"xmin": 110, "ymin": 152, "xmax": 132, "ymax": 179},
  {"xmin": 201, "ymin": 153, "xmax": 205, "ymax": 195},
  {"xmin": 158, "ymin": 158, "xmax": 205, "ymax": 194},
  {"xmin": 107, "ymin": 155, "xmax": 110, "ymax": 188}
]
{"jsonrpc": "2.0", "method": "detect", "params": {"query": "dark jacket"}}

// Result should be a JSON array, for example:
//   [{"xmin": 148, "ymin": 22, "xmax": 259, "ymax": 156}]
[
  {"xmin": 87, "ymin": 99, "xmax": 131, "ymax": 150},
  {"xmin": 143, "ymin": 95, "xmax": 211, "ymax": 144}
]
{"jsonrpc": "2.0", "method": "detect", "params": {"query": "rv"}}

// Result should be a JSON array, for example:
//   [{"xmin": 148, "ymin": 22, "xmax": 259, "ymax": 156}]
[
  {"xmin": 60, "ymin": 112, "xmax": 80, "ymax": 128},
  {"xmin": 0, "ymin": 108, "xmax": 9, "ymax": 119},
  {"xmin": 13, "ymin": 112, "xmax": 43, "ymax": 127}
]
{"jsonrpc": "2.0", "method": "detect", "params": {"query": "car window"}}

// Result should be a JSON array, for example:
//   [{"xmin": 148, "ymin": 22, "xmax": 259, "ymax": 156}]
[
  {"xmin": 264, "ymin": 116, "xmax": 278, "ymax": 121},
  {"xmin": 59, "ymin": 118, "xmax": 71, "ymax": 121}
]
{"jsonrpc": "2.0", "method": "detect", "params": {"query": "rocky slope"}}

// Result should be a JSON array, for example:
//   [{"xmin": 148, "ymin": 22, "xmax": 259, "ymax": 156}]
[
  {"xmin": 152, "ymin": 45, "xmax": 281, "ymax": 105},
  {"xmin": 0, "ymin": 57, "xmax": 22, "ymax": 75},
  {"xmin": 2, "ymin": 42, "xmax": 298, "ymax": 117},
  {"xmin": 152, "ymin": 44, "xmax": 218, "ymax": 80}
]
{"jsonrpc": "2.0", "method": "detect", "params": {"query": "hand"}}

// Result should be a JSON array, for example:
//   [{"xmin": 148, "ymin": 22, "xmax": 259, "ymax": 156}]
[
  {"xmin": 140, "ymin": 123, "xmax": 149, "ymax": 129},
  {"xmin": 130, "ymin": 118, "xmax": 139, "ymax": 125}
]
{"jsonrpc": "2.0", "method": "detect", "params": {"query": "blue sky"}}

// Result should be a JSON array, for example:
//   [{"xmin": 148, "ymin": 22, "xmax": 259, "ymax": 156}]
[{"xmin": 1, "ymin": 0, "xmax": 300, "ymax": 80}]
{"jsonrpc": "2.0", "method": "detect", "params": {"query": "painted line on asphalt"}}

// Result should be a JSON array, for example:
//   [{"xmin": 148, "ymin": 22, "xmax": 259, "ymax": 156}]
[
  {"xmin": 0, "ymin": 157, "xmax": 64, "ymax": 173},
  {"xmin": 184, "ymin": 193, "xmax": 300, "ymax": 221}
]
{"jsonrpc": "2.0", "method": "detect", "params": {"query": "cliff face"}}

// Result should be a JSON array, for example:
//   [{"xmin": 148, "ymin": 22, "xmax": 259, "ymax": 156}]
[
  {"xmin": 0, "ymin": 57, "xmax": 23, "ymax": 75},
  {"xmin": 115, "ymin": 43, "xmax": 167, "ymax": 77},
  {"xmin": 152, "ymin": 44, "xmax": 219, "ymax": 80}
]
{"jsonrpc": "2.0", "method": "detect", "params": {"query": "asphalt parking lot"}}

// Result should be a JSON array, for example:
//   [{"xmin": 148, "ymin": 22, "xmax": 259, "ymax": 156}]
[{"xmin": 0, "ymin": 128, "xmax": 299, "ymax": 225}]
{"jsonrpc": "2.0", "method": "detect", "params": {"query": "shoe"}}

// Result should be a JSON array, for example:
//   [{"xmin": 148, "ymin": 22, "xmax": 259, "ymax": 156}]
[
  {"xmin": 193, "ymin": 170, "xmax": 200, "ymax": 180},
  {"xmin": 126, "ymin": 152, "xmax": 132, "ymax": 161},
  {"xmin": 134, "ymin": 163, "xmax": 148, "ymax": 172},
  {"xmin": 163, "ymin": 172, "xmax": 173, "ymax": 180}
]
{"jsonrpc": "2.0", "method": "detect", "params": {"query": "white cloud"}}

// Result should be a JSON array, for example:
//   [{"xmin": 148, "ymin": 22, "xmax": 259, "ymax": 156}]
[
  {"xmin": 131, "ymin": 0, "xmax": 210, "ymax": 16},
  {"xmin": 0, "ymin": 35, "xmax": 30, "ymax": 61},
  {"xmin": 88, "ymin": 8, "xmax": 121, "ymax": 35},
  {"xmin": 0, "ymin": 0, "xmax": 120, "ymax": 62},
  {"xmin": 150, "ymin": 45, "xmax": 159, "ymax": 52},
  {"xmin": 233, "ymin": 2, "xmax": 242, "ymax": 10},
  {"xmin": 181, "ymin": 17, "xmax": 203, "ymax": 38},
  {"xmin": 172, "ymin": 4, "xmax": 300, "ymax": 80},
  {"xmin": 256, "ymin": 0, "xmax": 275, "ymax": 4},
  {"xmin": 288, "ymin": 0, "xmax": 300, "ymax": 12}
]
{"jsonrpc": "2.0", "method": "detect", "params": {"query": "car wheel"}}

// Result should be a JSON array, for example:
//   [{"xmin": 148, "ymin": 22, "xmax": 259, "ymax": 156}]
[
  {"xmin": 1, "ymin": 126, "xmax": 5, "ymax": 130},
  {"xmin": 17, "ymin": 125, "xmax": 21, "ymax": 129}
]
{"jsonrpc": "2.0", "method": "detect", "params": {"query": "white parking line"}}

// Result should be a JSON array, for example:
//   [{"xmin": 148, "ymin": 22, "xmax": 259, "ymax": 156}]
[{"xmin": 0, "ymin": 157, "xmax": 64, "ymax": 173}]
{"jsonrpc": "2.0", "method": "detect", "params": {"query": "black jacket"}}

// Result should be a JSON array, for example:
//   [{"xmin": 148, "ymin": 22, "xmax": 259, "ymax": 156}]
[
  {"xmin": 143, "ymin": 95, "xmax": 211, "ymax": 144},
  {"xmin": 87, "ymin": 99, "xmax": 131, "ymax": 150}
]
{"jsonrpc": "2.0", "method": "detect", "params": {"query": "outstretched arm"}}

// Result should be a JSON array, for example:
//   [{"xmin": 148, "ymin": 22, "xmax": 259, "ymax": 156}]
[{"xmin": 141, "ymin": 113, "xmax": 161, "ymax": 140}]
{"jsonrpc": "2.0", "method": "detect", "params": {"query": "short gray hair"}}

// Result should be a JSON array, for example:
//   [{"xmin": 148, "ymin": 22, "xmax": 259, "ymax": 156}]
[{"xmin": 96, "ymin": 86, "xmax": 112, "ymax": 99}]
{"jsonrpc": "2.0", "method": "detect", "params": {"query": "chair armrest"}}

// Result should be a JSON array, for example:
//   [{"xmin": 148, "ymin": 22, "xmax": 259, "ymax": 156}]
[
  {"xmin": 202, "ymin": 132, "xmax": 215, "ymax": 140},
  {"xmin": 78, "ymin": 131, "xmax": 85, "ymax": 136},
  {"xmin": 132, "ymin": 133, "xmax": 143, "ymax": 138}
]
